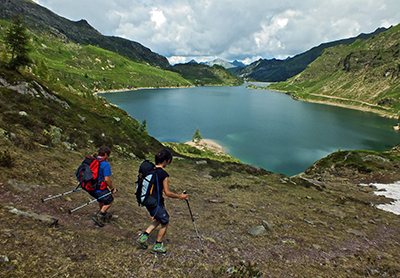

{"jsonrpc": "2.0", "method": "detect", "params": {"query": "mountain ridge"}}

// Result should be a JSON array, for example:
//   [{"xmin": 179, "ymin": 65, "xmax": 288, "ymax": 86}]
[
  {"xmin": 236, "ymin": 27, "xmax": 389, "ymax": 82},
  {"xmin": 200, "ymin": 58, "xmax": 246, "ymax": 73},
  {"xmin": 0, "ymin": 0, "xmax": 170, "ymax": 69},
  {"xmin": 267, "ymin": 23, "xmax": 400, "ymax": 118}
]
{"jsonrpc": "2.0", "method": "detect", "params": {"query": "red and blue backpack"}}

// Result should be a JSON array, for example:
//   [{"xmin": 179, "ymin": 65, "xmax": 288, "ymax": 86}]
[{"xmin": 75, "ymin": 156, "xmax": 106, "ymax": 191}]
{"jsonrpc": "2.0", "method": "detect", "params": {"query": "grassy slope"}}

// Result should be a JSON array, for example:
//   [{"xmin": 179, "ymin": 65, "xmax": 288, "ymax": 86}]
[
  {"xmin": 0, "ymin": 15, "xmax": 242, "ymax": 92},
  {"xmin": 1, "ymin": 131, "xmax": 400, "ymax": 277},
  {"xmin": 0, "ymin": 66, "xmax": 165, "ymax": 159},
  {"xmin": 267, "ymin": 24, "xmax": 400, "ymax": 118},
  {"xmin": 12, "ymin": 19, "xmax": 192, "ymax": 92},
  {"xmin": 235, "ymin": 27, "xmax": 388, "ymax": 82}
]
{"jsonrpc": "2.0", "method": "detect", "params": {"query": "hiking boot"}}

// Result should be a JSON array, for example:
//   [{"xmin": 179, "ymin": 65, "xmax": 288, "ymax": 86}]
[
  {"xmin": 151, "ymin": 242, "xmax": 167, "ymax": 255},
  {"xmin": 135, "ymin": 234, "xmax": 149, "ymax": 249},
  {"xmin": 102, "ymin": 212, "xmax": 112, "ymax": 223},
  {"xmin": 92, "ymin": 213, "xmax": 105, "ymax": 227}
]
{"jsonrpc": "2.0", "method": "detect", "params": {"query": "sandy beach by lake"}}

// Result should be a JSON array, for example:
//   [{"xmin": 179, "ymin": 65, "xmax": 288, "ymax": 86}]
[{"xmin": 184, "ymin": 139, "xmax": 227, "ymax": 154}]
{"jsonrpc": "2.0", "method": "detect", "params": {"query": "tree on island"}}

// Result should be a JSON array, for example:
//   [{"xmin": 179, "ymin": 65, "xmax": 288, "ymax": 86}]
[
  {"xmin": 3, "ymin": 15, "xmax": 31, "ymax": 70},
  {"xmin": 192, "ymin": 127, "xmax": 202, "ymax": 142}
]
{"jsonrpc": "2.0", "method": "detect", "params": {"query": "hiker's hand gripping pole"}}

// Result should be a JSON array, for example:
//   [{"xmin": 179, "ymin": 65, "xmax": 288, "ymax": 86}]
[
  {"xmin": 67, "ymin": 188, "xmax": 118, "ymax": 214},
  {"xmin": 183, "ymin": 190, "xmax": 204, "ymax": 253},
  {"xmin": 41, "ymin": 187, "xmax": 82, "ymax": 203}
]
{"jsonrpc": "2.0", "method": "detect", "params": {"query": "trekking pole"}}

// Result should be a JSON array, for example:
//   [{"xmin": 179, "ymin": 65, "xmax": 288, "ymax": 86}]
[
  {"xmin": 67, "ymin": 189, "xmax": 117, "ymax": 214},
  {"xmin": 183, "ymin": 190, "xmax": 204, "ymax": 253},
  {"xmin": 41, "ymin": 187, "xmax": 82, "ymax": 203}
]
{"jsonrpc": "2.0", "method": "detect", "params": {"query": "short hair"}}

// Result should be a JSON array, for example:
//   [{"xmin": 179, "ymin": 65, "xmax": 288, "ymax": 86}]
[
  {"xmin": 155, "ymin": 149, "xmax": 172, "ymax": 165},
  {"xmin": 98, "ymin": 145, "xmax": 111, "ymax": 156}
]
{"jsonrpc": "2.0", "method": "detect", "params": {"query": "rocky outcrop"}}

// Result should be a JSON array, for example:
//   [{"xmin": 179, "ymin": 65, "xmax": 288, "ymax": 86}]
[{"xmin": 0, "ymin": 77, "xmax": 70, "ymax": 109}]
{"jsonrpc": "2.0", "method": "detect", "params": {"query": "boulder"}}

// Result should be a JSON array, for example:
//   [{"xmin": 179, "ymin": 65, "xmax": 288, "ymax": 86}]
[
  {"xmin": 248, "ymin": 225, "xmax": 266, "ymax": 236},
  {"xmin": 7, "ymin": 206, "xmax": 58, "ymax": 226}
]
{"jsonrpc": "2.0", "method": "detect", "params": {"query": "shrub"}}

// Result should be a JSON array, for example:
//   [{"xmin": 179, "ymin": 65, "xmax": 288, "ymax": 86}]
[{"xmin": 0, "ymin": 150, "xmax": 13, "ymax": 168}]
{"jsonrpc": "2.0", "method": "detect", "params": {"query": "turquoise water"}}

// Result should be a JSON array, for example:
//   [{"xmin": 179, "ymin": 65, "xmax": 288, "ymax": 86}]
[{"xmin": 103, "ymin": 84, "xmax": 400, "ymax": 176}]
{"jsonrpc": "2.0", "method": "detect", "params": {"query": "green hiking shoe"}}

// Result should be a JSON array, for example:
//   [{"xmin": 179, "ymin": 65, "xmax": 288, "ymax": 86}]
[
  {"xmin": 135, "ymin": 234, "xmax": 149, "ymax": 249},
  {"xmin": 151, "ymin": 242, "xmax": 167, "ymax": 255},
  {"xmin": 92, "ymin": 213, "xmax": 105, "ymax": 227}
]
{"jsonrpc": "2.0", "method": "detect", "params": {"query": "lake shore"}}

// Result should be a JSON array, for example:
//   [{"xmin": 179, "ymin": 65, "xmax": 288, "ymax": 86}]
[
  {"xmin": 99, "ymin": 84, "xmax": 396, "ymax": 119},
  {"xmin": 263, "ymin": 87, "xmax": 397, "ymax": 119},
  {"xmin": 184, "ymin": 139, "xmax": 227, "ymax": 154},
  {"xmin": 94, "ymin": 85, "xmax": 194, "ymax": 95}
]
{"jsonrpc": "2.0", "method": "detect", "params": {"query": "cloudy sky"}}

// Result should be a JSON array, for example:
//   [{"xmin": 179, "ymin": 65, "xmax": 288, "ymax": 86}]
[{"xmin": 32, "ymin": 0, "xmax": 400, "ymax": 65}]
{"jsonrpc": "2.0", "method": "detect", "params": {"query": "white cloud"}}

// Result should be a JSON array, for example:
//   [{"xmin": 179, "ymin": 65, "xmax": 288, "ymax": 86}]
[
  {"xmin": 32, "ymin": 0, "xmax": 400, "ymax": 65},
  {"xmin": 150, "ymin": 8, "xmax": 166, "ymax": 28}
]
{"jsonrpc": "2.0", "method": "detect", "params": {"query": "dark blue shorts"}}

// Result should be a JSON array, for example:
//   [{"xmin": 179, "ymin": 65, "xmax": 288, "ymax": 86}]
[
  {"xmin": 146, "ymin": 203, "xmax": 169, "ymax": 225},
  {"xmin": 89, "ymin": 188, "xmax": 114, "ymax": 205}
]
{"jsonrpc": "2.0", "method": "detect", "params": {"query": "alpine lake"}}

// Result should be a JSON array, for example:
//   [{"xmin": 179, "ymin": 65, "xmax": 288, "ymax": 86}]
[{"xmin": 102, "ymin": 83, "xmax": 400, "ymax": 177}]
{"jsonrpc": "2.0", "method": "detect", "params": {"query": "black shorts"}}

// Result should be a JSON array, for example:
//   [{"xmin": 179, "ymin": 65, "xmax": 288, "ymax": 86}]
[
  {"xmin": 89, "ymin": 188, "xmax": 114, "ymax": 205},
  {"xmin": 146, "ymin": 203, "xmax": 169, "ymax": 225}
]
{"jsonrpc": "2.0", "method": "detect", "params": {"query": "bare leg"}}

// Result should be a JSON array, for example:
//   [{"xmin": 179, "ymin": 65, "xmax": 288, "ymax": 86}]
[
  {"xmin": 145, "ymin": 219, "xmax": 161, "ymax": 234},
  {"xmin": 100, "ymin": 200, "xmax": 113, "ymax": 213},
  {"xmin": 157, "ymin": 223, "xmax": 168, "ymax": 242}
]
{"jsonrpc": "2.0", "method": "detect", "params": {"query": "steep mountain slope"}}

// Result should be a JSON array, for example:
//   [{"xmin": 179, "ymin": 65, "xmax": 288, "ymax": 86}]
[
  {"xmin": 0, "ymin": 0, "xmax": 170, "ymax": 69},
  {"xmin": 0, "ymin": 1, "xmax": 243, "ymax": 91},
  {"xmin": 0, "ymin": 18, "xmax": 191, "ymax": 92},
  {"xmin": 236, "ymin": 27, "xmax": 388, "ymax": 82},
  {"xmin": 0, "ymin": 65, "xmax": 165, "ymax": 159},
  {"xmin": 268, "ymin": 23, "xmax": 400, "ymax": 117}
]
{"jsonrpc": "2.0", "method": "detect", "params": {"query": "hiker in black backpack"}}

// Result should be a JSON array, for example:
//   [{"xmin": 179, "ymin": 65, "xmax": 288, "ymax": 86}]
[
  {"xmin": 89, "ymin": 146, "xmax": 117, "ymax": 227},
  {"xmin": 135, "ymin": 149, "xmax": 188, "ymax": 255}
]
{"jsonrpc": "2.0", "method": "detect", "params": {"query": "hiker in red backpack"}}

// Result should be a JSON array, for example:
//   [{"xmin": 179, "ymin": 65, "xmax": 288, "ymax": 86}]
[
  {"xmin": 91, "ymin": 146, "xmax": 117, "ymax": 227},
  {"xmin": 135, "ymin": 149, "xmax": 188, "ymax": 254}
]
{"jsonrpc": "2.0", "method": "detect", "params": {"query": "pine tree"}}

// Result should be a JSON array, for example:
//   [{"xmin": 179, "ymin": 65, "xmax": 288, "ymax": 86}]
[
  {"xmin": 140, "ymin": 120, "xmax": 147, "ymax": 132},
  {"xmin": 4, "ymin": 15, "xmax": 31, "ymax": 70},
  {"xmin": 192, "ymin": 127, "xmax": 202, "ymax": 142}
]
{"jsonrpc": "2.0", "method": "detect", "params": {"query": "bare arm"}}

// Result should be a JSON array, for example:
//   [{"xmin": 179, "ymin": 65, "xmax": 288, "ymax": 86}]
[
  {"xmin": 163, "ymin": 177, "xmax": 188, "ymax": 200},
  {"xmin": 104, "ymin": 176, "xmax": 116, "ymax": 193}
]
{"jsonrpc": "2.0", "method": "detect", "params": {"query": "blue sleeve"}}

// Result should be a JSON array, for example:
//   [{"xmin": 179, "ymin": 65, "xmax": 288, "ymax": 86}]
[{"xmin": 103, "ymin": 162, "xmax": 111, "ymax": 177}]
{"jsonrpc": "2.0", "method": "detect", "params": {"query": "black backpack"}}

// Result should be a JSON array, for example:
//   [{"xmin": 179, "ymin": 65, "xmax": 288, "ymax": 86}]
[
  {"xmin": 75, "ymin": 156, "xmax": 105, "ymax": 192},
  {"xmin": 135, "ymin": 160, "xmax": 160, "ymax": 211}
]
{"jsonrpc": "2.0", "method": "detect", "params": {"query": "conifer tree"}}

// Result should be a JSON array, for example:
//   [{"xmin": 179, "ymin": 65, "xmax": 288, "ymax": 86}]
[
  {"xmin": 140, "ymin": 120, "xmax": 147, "ymax": 132},
  {"xmin": 4, "ymin": 15, "xmax": 31, "ymax": 70},
  {"xmin": 192, "ymin": 127, "xmax": 202, "ymax": 142}
]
